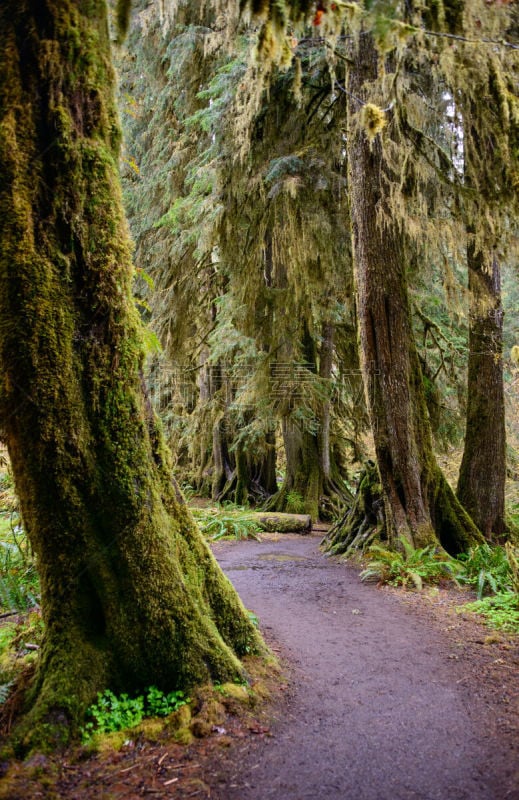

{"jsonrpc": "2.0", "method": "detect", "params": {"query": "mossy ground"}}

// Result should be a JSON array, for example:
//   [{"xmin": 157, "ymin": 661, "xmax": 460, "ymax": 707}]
[{"xmin": 0, "ymin": 653, "xmax": 283, "ymax": 800}]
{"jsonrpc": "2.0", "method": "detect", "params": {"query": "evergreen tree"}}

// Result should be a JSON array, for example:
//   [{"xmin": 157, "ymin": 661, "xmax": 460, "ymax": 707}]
[
  {"xmin": 451, "ymin": 7, "xmax": 518, "ymax": 538},
  {"xmin": 120, "ymin": 6, "xmax": 361, "ymax": 517}
]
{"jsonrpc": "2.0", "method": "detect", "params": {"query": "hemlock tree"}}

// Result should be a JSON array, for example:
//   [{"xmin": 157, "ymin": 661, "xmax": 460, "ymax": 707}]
[
  {"xmin": 215, "ymin": 49, "xmax": 356, "ymax": 520},
  {"xmin": 345, "ymin": 29, "xmax": 483, "ymax": 552},
  {"xmin": 120, "ymin": 7, "xmax": 358, "ymax": 518},
  {"xmin": 452, "ymin": 11, "xmax": 519, "ymax": 538},
  {"xmin": 118, "ymin": 8, "xmax": 281, "ymax": 503},
  {"xmin": 0, "ymin": 0, "xmax": 262, "ymax": 751}
]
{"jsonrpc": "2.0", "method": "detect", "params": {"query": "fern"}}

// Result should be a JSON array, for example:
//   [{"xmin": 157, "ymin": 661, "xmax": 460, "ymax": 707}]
[
  {"xmin": 191, "ymin": 507, "xmax": 262, "ymax": 541},
  {"xmin": 456, "ymin": 544, "xmax": 514, "ymax": 599},
  {"xmin": 360, "ymin": 536, "xmax": 458, "ymax": 590}
]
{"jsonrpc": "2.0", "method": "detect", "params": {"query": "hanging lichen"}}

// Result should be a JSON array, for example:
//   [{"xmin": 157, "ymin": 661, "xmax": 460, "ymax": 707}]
[{"xmin": 359, "ymin": 102, "xmax": 386, "ymax": 140}]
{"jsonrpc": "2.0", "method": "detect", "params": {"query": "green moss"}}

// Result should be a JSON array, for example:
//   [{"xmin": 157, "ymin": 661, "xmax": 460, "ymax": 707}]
[
  {"xmin": 0, "ymin": 0, "xmax": 266, "ymax": 754},
  {"xmin": 167, "ymin": 702, "xmax": 192, "ymax": 731},
  {"xmin": 217, "ymin": 682, "xmax": 251, "ymax": 703}
]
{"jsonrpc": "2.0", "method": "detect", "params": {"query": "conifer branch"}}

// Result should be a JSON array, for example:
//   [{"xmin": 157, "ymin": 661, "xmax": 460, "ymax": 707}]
[{"xmin": 420, "ymin": 27, "xmax": 519, "ymax": 52}]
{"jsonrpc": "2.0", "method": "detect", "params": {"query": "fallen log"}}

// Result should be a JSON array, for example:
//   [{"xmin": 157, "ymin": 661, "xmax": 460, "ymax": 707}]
[{"xmin": 255, "ymin": 512, "xmax": 312, "ymax": 534}]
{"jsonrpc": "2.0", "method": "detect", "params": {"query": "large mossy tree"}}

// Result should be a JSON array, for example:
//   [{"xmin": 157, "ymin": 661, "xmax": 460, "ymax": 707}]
[
  {"xmin": 344, "ymin": 30, "xmax": 483, "ymax": 553},
  {"xmin": 0, "ymin": 0, "xmax": 261, "ymax": 752}
]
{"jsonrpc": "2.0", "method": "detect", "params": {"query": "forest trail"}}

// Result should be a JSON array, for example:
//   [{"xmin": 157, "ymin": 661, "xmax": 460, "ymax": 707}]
[
  {"xmin": 209, "ymin": 535, "xmax": 519, "ymax": 800},
  {"xmin": 4, "ymin": 534, "xmax": 518, "ymax": 800}
]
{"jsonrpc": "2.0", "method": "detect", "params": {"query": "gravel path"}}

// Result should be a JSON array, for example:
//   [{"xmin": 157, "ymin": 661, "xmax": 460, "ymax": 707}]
[{"xmin": 211, "ymin": 535, "xmax": 518, "ymax": 800}]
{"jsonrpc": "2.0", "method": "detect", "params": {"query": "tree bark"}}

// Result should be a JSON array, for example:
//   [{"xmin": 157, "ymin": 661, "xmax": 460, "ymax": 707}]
[
  {"xmin": 457, "ymin": 247, "xmax": 506, "ymax": 538},
  {"xmin": 318, "ymin": 321, "xmax": 334, "ymax": 482},
  {"xmin": 455, "ymin": 91, "xmax": 507, "ymax": 541},
  {"xmin": 346, "ymin": 32, "xmax": 483, "ymax": 553},
  {"xmin": 0, "ymin": 0, "xmax": 261, "ymax": 752},
  {"xmin": 264, "ymin": 417, "xmax": 322, "ymax": 520}
]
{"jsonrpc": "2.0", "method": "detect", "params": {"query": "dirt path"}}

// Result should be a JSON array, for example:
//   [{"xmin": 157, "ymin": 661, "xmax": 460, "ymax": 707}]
[
  {"xmin": 3, "ymin": 534, "xmax": 518, "ymax": 799},
  {"xmin": 209, "ymin": 535, "xmax": 519, "ymax": 800}
]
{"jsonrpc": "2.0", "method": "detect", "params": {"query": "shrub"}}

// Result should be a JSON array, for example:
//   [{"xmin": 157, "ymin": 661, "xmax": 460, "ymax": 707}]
[
  {"xmin": 360, "ymin": 536, "xmax": 459, "ymax": 591},
  {"xmin": 191, "ymin": 506, "xmax": 262, "ymax": 541},
  {"xmin": 461, "ymin": 593, "xmax": 519, "ymax": 634}
]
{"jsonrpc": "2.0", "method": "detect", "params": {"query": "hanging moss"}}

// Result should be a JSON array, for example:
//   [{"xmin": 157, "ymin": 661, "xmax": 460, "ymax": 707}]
[{"xmin": 360, "ymin": 103, "xmax": 387, "ymax": 140}]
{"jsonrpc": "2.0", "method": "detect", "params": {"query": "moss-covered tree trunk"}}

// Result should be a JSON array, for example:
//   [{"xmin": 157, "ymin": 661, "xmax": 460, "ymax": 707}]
[
  {"xmin": 0, "ymin": 0, "xmax": 261, "ymax": 752},
  {"xmin": 271, "ymin": 417, "xmax": 322, "ymax": 520},
  {"xmin": 346, "ymin": 32, "xmax": 483, "ymax": 554},
  {"xmin": 318, "ymin": 321, "xmax": 335, "ymax": 485},
  {"xmin": 456, "ymin": 93, "xmax": 507, "ymax": 540},
  {"xmin": 457, "ymin": 245, "xmax": 506, "ymax": 539}
]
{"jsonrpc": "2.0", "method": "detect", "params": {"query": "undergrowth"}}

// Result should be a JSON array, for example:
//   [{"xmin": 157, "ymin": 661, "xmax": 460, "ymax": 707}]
[
  {"xmin": 461, "ymin": 593, "xmax": 519, "ymax": 634},
  {"xmin": 0, "ymin": 611, "xmax": 44, "ymax": 705},
  {"xmin": 360, "ymin": 535, "xmax": 519, "ymax": 633},
  {"xmin": 285, "ymin": 491, "xmax": 305, "ymax": 514},
  {"xmin": 191, "ymin": 505, "xmax": 262, "ymax": 540},
  {"xmin": 82, "ymin": 686, "xmax": 190, "ymax": 742},
  {"xmin": 0, "ymin": 463, "xmax": 40, "ymax": 614},
  {"xmin": 456, "ymin": 543, "xmax": 516, "ymax": 599},
  {"xmin": 360, "ymin": 536, "xmax": 458, "ymax": 591},
  {"xmin": 0, "ymin": 517, "xmax": 40, "ymax": 613}
]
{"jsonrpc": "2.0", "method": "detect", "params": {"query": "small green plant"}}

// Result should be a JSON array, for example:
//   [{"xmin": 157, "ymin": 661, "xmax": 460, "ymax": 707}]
[
  {"xmin": 247, "ymin": 610, "xmax": 259, "ymax": 627},
  {"xmin": 455, "ymin": 544, "xmax": 513, "ymax": 599},
  {"xmin": 285, "ymin": 491, "xmax": 305, "ymax": 514},
  {"xmin": 82, "ymin": 690, "xmax": 144, "ymax": 740},
  {"xmin": 461, "ymin": 592, "xmax": 519, "ymax": 634},
  {"xmin": 180, "ymin": 483, "xmax": 196, "ymax": 501},
  {"xmin": 0, "ymin": 621, "xmax": 16, "ymax": 654},
  {"xmin": 507, "ymin": 509, "xmax": 519, "ymax": 536},
  {"xmin": 0, "ymin": 522, "xmax": 40, "ymax": 613},
  {"xmin": 82, "ymin": 686, "xmax": 190, "ymax": 741},
  {"xmin": 0, "ymin": 680, "xmax": 13, "ymax": 705},
  {"xmin": 505, "ymin": 542, "xmax": 519, "ymax": 593},
  {"xmin": 145, "ymin": 686, "xmax": 190, "ymax": 717},
  {"xmin": 191, "ymin": 507, "xmax": 262, "ymax": 541},
  {"xmin": 360, "ymin": 536, "xmax": 458, "ymax": 591}
]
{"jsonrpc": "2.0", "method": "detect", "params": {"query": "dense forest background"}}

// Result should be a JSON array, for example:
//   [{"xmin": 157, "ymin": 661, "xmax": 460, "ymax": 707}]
[{"xmin": 117, "ymin": 0, "xmax": 519, "ymax": 534}]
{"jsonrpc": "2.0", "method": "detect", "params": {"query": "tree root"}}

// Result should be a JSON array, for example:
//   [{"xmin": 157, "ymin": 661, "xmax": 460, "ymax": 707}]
[{"xmin": 322, "ymin": 463, "xmax": 384, "ymax": 557}]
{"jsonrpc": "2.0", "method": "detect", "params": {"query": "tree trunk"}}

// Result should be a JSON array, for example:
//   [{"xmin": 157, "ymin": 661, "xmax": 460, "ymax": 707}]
[
  {"xmin": 456, "ymin": 92, "xmax": 507, "ymax": 541},
  {"xmin": 255, "ymin": 429, "xmax": 278, "ymax": 496},
  {"xmin": 212, "ymin": 417, "xmax": 235, "ymax": 501},
  {"xmin": 0, "ymin": 0, "xmax": 261, "ymax": 752},
  {"xmin": 346, "ymin": 33, "xmax": 483, "ymax": 553},
  {"xmin": 318, "ymin": 321, "xmax": 334, "ymax": 482},
  {"xmin": 457, "ymin": 247, "xmax": 506, "ymax": 538},
  {"xmin": 264, "ymin": 417, "xmax": 321, "ymax": 519}
]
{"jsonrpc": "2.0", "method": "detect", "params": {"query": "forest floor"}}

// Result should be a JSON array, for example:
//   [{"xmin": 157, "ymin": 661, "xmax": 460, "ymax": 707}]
[{"xmin": 1, "ymin": 533, "xmax": 518, "ymax": 799}]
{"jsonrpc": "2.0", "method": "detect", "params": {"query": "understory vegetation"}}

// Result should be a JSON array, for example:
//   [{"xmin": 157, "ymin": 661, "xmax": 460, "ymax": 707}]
[
  {"xmin": 81, "ymin": 686, "xmax": 191, "ymax": 742},
  {"xmin": 359, "ymin": 535, "xmax": 519, "ymax": 633},
  {"xmin": 191, "ymin": 505, "xmax": 263, "ymax": 541}
]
